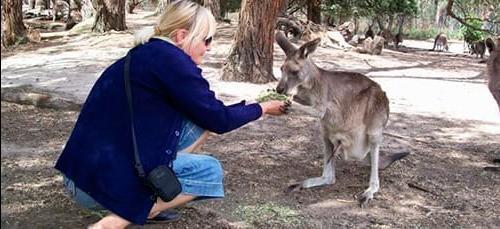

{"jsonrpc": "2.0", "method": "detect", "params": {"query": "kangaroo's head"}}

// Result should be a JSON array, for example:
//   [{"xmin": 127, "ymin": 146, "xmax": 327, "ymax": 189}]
[{"xmin": 275, "ymin": 31, "xmax": 321, "ymax": 96}]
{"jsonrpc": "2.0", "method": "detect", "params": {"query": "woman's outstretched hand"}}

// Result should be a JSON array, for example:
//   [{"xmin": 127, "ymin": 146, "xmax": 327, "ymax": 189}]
[{"xmin": 259, "ymin": 100, "xmax": 290, "ymax": 116}]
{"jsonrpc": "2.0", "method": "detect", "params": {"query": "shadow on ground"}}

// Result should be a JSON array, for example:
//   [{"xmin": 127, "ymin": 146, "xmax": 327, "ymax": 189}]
[{"xmin": 1, "ymin": 101, "xmax": 498, "ymax": 228}]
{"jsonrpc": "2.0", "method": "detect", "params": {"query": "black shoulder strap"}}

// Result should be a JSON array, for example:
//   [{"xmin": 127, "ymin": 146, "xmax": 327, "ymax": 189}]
[{"xmin": 124, "ymin": 52, "xmax": 147, "ymax": 178}]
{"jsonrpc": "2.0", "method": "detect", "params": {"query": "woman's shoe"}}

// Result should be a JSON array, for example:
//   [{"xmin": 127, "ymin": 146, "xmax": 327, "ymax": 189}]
[{"xmin": 147, "ymin": 209, "xmax": 181, "ymax": 224}]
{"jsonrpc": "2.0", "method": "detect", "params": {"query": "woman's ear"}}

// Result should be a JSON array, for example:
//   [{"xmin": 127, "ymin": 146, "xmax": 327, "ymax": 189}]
[{"xmin": 173, "ymin": 29, "xmax": 189, "ymax": 46}]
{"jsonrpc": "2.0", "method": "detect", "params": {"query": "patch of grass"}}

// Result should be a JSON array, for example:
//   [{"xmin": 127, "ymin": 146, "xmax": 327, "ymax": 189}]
[
  {"xmin": 256, "ymin": 89, "xmax": 289, "ymax": 103},
  {"xmin": 234, "ymin": 202, "xmax": 302, "ymax": 226}
]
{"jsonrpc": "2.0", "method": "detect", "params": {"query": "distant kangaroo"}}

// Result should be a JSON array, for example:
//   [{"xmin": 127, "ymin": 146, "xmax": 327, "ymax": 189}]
[
  {"xmin": 432, "ymin": 33, "xmax": 449, "ymax": 51},
  {"xmin": 355, "ymin": 35, "xmax": 385, "ymax": 55},
  {"xmin": 275, "ymin": 31, "xmax": 408, "ymax": 207},
  {"xmin": 470, "ymin": 39, "xmax": 486, "ymax": 59},
  {"xmin": 394, "ymin": 32, "xmax": 403, "ymax": 49},
  {"xmin": 486, "ymin": 37, "xmax": 500, "ymax": 111}
]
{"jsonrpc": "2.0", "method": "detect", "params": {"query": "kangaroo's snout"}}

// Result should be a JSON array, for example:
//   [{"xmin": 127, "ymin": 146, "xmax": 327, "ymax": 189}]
[{"xmin": 276, "ymin": 85, "xmax": 286, "ymax": 94}]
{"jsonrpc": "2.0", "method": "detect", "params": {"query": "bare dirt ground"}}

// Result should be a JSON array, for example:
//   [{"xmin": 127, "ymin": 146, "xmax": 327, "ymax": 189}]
[{"xmin": 2, "ymin": 11, "xmax": 499, "ymax": 228}]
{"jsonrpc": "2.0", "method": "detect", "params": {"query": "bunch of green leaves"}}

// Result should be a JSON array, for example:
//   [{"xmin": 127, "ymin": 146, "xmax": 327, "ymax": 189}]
[
  {"xmin": 322, "ymin": 0, "xmax": 418, "ymax": 19},
  {"xmin": 256, "ymin": 89, "xmax": 289, "ymax": 103},
  {"xmin": 461, "ymin": 18, "xmax": 485, "ymax": 43}
]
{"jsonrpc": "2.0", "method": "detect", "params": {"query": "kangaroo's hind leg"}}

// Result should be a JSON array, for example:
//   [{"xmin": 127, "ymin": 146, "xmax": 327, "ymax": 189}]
[{"xmin": 287, "ymin": 133, "xmax": 339, "ymax": 192}]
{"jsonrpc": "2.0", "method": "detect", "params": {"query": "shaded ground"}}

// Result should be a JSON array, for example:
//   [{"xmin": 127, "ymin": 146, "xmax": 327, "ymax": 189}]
[{"xmin": 2, "ymin": 10, "xmax": 500, "ymax": 228}]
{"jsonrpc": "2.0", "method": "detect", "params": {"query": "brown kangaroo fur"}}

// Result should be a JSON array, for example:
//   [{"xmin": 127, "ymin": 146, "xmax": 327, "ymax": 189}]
[
  {"xmin": 432, "ymin": 33, "xmax": 449, "ymax": 51},
  {"xmin": 486, "ymin": 37, "xmax": 500, "ymax": 111}
]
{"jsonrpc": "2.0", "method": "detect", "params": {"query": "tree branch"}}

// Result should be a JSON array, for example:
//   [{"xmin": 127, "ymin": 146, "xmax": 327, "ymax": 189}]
[{"xmin": 445, "ymin": 0, "xmax": 496, "ymax": 35}]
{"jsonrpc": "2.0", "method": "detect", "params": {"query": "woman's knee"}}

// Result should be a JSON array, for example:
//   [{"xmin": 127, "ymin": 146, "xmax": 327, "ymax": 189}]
[{"xmin": 196, "ymin": 155, "xmax": 223, "ymax": 181}]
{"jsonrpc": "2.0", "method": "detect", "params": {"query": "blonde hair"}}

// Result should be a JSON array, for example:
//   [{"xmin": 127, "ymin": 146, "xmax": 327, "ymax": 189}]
[{"xmin": 134, "ymin": 0, "xmax": 217, "ymax": 49}]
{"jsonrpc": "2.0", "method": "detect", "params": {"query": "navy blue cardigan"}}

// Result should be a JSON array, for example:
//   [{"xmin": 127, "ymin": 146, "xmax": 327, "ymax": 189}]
[{"xmin": 55, "ymin": 38, "xmax": 262, "ymax": 224}]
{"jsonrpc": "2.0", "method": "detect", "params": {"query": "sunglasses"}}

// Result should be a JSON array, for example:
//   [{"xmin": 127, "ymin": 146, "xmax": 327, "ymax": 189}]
[{"xmin": 204, "ymin": 36, "xmax": 213, "ymax": 46}]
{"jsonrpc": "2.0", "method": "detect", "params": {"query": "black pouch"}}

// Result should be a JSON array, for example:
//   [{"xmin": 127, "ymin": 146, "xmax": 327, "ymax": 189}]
[{"xmin": 146, "ymin": 165, "xmax": 182, "ymax": 202}]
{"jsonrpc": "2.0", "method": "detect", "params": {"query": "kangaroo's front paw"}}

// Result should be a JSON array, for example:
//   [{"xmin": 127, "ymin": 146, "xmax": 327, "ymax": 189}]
[{"xmin": 356, "ymin": 190, "xmax": 375, "ymax": 208}]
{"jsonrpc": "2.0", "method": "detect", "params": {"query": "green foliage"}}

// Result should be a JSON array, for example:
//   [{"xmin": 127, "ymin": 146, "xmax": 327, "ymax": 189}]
[
  {"xmin": 322, "ymin": 0, "xmax": 418, "ymax": 19},
  {"xmin": 460, "ymin": 19, "xmax": 485, "ymax": 43},
  {"xmin": 221, "ymin": 0, "xmax": 241, "ymax": 14},
  {"xmin": 406, "ymin": 27, "xmax": 462, "ymax": 40},
  {"xmin": 256, "ymin": 89, "xmax": 289, "ymax": 103}
]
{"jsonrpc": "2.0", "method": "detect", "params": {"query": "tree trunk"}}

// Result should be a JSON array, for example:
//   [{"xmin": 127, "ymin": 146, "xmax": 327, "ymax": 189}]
[
  {"xmin": 376, "ymin": 16, "xmax": 385, "ymax": 31},
  {"xmin": 154, "ymin": 0, "xmax": 169, "ymax": 16},
  {"xmin": 92, "ymin": 0, "xmax": 126, "ymax": 32},
  {"xmin": 397, "ymin": 15, "xmax": 405, "ymax": 34},
  {"xmin": 72, "ymin": 0, "xmax": 83, "ymax": 11},
  {"xmin": 2, "ymin": 0, "xmax": 27, "ymax": 47},
  {"xmin": 306, "ymin": 0, "xmax": 320, "ymax": 24},
  {"xmin": 128, "ymin": 0, "xmax": 142, "ymax": 14},
  {"xmin": 387, "ymin": 15, "xmax": 394, "ymax": 31},
  {"xmin": 204, "ymin": 0, "xmax": 221, "ymax": 21},
  {"xmin": 29, "ymin": 0, "xmax": 36, "ymax": 9},
  {"xmin": 35, "ymin": 0, "xmax": 50, "ymax": 9},
  {"xmin": 81, "ymin": 0, "xmax": 94, "ymax": 19},
  {"xmin": 221, "ymin": 0, "xmax": 285, "ymax": 83}
]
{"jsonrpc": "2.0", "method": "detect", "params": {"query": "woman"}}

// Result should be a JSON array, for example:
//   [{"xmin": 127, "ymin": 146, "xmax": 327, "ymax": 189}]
[{"xmin": 55, "ymin": 1, "xmax": 287, "ymax": 228}]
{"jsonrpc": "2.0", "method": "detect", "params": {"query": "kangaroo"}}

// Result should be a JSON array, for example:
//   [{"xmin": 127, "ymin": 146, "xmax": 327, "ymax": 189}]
[
  {"xmin": 275, "ymin": 31, "xmax": 408, "ymax": 207},
  {"xmin": 394, "ymin": 32, "xmax": 403, "ymax": 50},
  {"xmin": 26, "ymin": 26, "xmax": 41, "ymax": 43},
  {"xmin": 432, "ymin": 33, "xmax": 449, "ymax": 51},
  {"xmin": 355, "ymin": 35, "xmax": 385, "ymax": 55},
  {"xmin": 486, "ymin": 37, "xmax": 500, "ymax": 111},
  {"xmin": 470, "ymin": 39, "xmax": 486, "ymax": 59}
]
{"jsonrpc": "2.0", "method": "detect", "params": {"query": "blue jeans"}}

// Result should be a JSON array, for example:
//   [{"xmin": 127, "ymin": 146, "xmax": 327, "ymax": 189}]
[{"xmin": 63, "ymin": 118, "xmax": 224, "ymax": 210}]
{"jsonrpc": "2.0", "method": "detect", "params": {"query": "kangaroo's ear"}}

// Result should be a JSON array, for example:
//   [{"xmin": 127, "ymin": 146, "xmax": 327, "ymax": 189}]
[
  {"xmin": 275, "ymin": 31, "xmax": 297, "ymax": 56},
  {"xmin": 298, "ymin": 38, "xmax": 320, "ymax": 59}
]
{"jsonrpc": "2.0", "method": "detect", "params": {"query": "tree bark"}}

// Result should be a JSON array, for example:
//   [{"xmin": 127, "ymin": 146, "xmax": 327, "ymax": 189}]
[
  {"xmin": 154, "ymin": 0, "xmax": 169, "ymax": 16},
  {"xmin": 445, "ymin": 0, "xmax": 494, "ymax": 34},
  {"xmin": 204, "ymin": 0, "xmax": 221, "ymax": 21},
  {"xmin": 2, "ymin": 0, "xmax": 27, "ymax": 47},
  {"xmin": 81, "ymin": 0, "xmax": 95, "ymax": 19},
  {"xmin": 221, "ymin": 0, "xmax": 285, "ymax": 83},
  {"xmin": 35, "ymin": 0, "xmax": 50, "ymax": 9},
  {"xmin": 306, "ymin": 0, "xmax": 321, "ymax": 24},
  {"xmin": 29, "ymin": 0, "xmax": 36, "ymax": 9},
  {"xmin": 91, "ymin": 0, "xmax": 126, "ymax": 32}
]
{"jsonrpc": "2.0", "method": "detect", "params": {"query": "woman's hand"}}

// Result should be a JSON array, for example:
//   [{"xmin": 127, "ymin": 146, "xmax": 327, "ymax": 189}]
[{"xmin": 259, "ymin": 100, "xmax": 290, "ymax": 116}]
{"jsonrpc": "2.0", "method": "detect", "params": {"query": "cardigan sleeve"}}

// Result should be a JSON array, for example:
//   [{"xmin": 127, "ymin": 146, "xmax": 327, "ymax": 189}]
[{"xmin": 149, "ymin": 51, "xmax": 262, "ymax": 134}]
